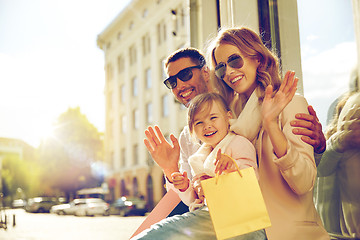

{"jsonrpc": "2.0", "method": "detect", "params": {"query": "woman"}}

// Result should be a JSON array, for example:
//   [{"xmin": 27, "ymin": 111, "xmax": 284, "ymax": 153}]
[{"xmin": 209, "ymin": 27, "xmax": 329, "ymax": 240}]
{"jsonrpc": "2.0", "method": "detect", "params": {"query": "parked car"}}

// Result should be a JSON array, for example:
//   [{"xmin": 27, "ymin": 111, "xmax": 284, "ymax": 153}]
[
  {"xmin": 50, "ymin": 199, "xmax": 86, "ymax": 215},
  {"xmin": 74, "ymin": 198, "xmax": 110, "ymax": 217},
  {"xmin": 110, "ymin": 196, "xmax": 148, "ymax": 216},
  {"xmin": 25, "ymin": 197, "xmax": 58, "ymax": 213},
  {"xmin": 12, "ymin": 199, "xmax": 26, "ymax": 209}
]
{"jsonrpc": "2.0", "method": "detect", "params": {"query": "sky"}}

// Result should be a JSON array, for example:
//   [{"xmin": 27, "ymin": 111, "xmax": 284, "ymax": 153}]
[
  {"xmin": 0, "ymin": 0, "xmax": 131, "ymax": 147},
  {"xmin": 297, "ymin": 0, "xmax": 357, "ymax": 127},
  {"xmin": 0, "ymin": 0, "xmax": 357, "ymax": 148}
]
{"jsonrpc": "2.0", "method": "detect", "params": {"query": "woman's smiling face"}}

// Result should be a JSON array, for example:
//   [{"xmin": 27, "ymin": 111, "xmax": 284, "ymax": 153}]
[{"xmin": 214, "ymin": 43, "xmax": 259, "ymax": 98}]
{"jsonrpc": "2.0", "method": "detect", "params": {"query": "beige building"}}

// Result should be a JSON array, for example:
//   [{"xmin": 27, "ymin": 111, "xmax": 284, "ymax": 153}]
[
  {"xmin": 97, "ymin": 0, "xmax": 191, "ymax": 208},
  {"xmin": 97, "ymin": 0, "xmax": 305, "ymax": 209}
]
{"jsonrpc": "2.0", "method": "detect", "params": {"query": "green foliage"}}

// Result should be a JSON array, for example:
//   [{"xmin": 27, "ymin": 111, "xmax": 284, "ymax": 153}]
[{"xmin": 1, "ymin": 154, "xmax": 42, "ymax": 202}]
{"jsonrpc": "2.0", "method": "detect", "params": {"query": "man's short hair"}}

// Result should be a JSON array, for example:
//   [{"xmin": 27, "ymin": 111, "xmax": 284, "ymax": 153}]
[{"xmin": 165, "ymin": 47, "xmax": 206, "ymax": 68}]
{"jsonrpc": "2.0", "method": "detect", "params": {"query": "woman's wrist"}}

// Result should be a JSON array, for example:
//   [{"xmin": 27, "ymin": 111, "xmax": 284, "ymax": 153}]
[{"xmin": 262, "ymin": 117, "xmax": 278, "ymax": 131}]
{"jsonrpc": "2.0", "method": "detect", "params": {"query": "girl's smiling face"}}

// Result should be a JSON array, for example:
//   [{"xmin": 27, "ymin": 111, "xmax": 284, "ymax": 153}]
[
  {"xmin": 214, "ymin": 43, "xmax": 260, "ymax": 98},
  {"xmin": 193, "ymin": 101, "xmax": 232, "ymax": 148}
]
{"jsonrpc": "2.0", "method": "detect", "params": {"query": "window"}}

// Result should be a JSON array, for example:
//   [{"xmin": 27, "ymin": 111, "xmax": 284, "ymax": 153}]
[
  {"xmin": 147, "ymin": 103, "xmax": 153, "ymax": 123},
  {"xmin": 132, "ymin": 77, "xmax": 138, "ymax": 96},
  {"xmin": 117, "ymin": 32, "xmax": 122, "ymax": 40},
  {"xmin": 121, "ymin": 148, "xmax": 125, "ymax": 167},
  {"xmin": 163, "ymin": 22, "xmax": 167, "ymax": 42},
  {"xmin": 157, "ymin": 23, "xmax": 161, "ymax": 45},
  {"xmin": 111, "ymin": 91, "xmax": 116, "ymax": 110},
  {"xmin": 133, "ymin": 144, "xmax": 138, "ymax": 165},
  {"xmin": 107, "ymin": 91, "xmax": 112, "ymax": 111},
  {"xmin": 145, "ymin": 68, "xmax": 151, "ymax": 88},
  {"xmin": 181, "ymin": 8, "xmax": 185, "ymax": 27},
  {"xmin": 129, "ymin": 45, "xmax": 137, "ymax": 65},
  {"xmin": 129, "ymin": 21, "xmax": 134, "ymax": 30},
  {"xmin": 157, "ymin": 21, "xmax": 167, "ymax": 45},
  {"xmin": 117, "ymin": 55, "xmax": 124, "ymax": 73},
  {"xmin": 297, "ymin": 1, "xmax": 356, "ymax": 127},
  {"xmin": 121, "ymin": 115, "xmax": 127, "ymax": 133},
  {"xmin": 133, "ymin": 109, "xmax": 139, "ymax": 129},
  {"xmin": 120, "ymin": 85, "xmax": 125, "ymax": 103},
  {"xmin": 142, "ymin": 33, "xmax": 151, "ymax": 56},
  {"xmin": 160, "ymin": 58, "xmax": 166, "ymax": 80},
  {"xmin": 162, "ymin": 95, "xmax": 169, "ymax": 117},
  {"xmin": 106, "ymin": 64, "xmax": 113, "ymax": 82},
  {"xmin": 143, "ymin": 9, "xmax": 148, "ymax": 18}
]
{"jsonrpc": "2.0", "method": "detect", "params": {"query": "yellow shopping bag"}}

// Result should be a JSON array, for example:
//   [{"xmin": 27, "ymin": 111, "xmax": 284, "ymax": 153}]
[{"xmin": 201, "ymin": 164, "xmax": 271, "ymax": 240}]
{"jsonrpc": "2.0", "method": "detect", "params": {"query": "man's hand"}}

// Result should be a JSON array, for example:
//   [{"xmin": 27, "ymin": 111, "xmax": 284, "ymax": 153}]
[
  {"xmin": 291, "ymin": 105, "xmax": 326, "ymax": 154},
  {"xmin": 171, "ymin": 172, "xmax": 189, "ymax": 192},
  {"xmin": 144, "ymin": 126, "xmax": 180, "ymax": 180}
]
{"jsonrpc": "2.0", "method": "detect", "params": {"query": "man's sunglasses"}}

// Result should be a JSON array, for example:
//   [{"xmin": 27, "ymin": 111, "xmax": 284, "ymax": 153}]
[
  {"xmin": 215, "ymin": 54, "xmax": 244, "ymax": 79},
  {"xmin": 163, "ymin": 65, "xmax": 203, "ymax": 89}
]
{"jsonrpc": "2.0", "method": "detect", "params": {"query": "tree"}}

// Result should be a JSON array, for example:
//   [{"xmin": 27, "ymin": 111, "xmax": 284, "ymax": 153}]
[
  {"xmin": 38, "ymin": 107, "xmax": 104, "ymax": 198},
  {"xmin": 1, "ymin": 154, "xmax": 42, "ymax": 204}
]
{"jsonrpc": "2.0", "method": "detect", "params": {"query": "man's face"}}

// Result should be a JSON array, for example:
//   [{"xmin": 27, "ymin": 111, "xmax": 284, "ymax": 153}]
[{"xmin": 166, "ymin": 57, "xmax": 209, "ymax": 107}]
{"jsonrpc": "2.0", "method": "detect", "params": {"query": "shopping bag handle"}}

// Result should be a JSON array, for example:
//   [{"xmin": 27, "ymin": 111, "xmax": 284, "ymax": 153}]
[{"xmin": 215, "ymin": 153, "xmax": 242, "ymax": 184}]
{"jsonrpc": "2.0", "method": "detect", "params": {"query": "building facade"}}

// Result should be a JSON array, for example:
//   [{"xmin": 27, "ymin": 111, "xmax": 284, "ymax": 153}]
[
  {"xmin": 97, "ymin": 0, "xmax": 191, "ymax": 208},
  {"xmin": 97, "ymin": 0, "xmax": 306, "ymax": 209}
]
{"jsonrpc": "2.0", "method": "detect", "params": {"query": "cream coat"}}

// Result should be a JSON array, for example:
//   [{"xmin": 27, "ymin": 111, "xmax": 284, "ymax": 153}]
[{"xmin": 255, "ymin": 94, "xmax": 329, "ymax": 240}]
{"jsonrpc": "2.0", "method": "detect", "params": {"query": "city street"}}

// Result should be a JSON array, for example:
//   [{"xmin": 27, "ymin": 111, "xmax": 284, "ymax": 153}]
[{"xmin": 0, "ymin": 209, "xmax": 146, "ymax": 240}]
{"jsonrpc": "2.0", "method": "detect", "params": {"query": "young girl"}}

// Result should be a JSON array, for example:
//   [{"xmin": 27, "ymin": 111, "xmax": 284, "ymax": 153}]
[
  {"xmin": 171, "ymin": 92, "xmax": 265, "ymax": 239},
  {"xmin": 209, "ymin": 27, "xmax": 329, "ymax": 240},
  {"xmin": 171, "ymin": 92, "xmax": 258, "ymax": 209}
]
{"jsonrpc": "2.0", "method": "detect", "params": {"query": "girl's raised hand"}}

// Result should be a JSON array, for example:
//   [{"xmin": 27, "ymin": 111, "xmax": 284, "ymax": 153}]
[
  {"xmin": 214, "ymin": 149, "xmax": 237, "ymax": 175},
  {"xmin": 261, "ymin": 71, "xmax": 298, "ymax": 128}
]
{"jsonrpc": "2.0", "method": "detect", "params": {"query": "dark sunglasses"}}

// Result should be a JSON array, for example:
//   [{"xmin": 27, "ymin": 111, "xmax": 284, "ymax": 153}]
[
  {"xmin": 215, "ymin": 54, "xmax": 244, "ymax": 79},
  {"xmin": 163, "ymin": 65, "xmax": 203, "ymax": 89}
]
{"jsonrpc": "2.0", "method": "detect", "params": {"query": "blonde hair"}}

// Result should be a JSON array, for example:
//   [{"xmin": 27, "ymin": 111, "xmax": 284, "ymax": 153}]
[
  {"xmin": 187, "ymin": 93, "xmax": 231, "ymax": 134},
  {"xmin": 208, "ymin": 27, "xmax": 282, "ymax": 116},
  {"xmin": 325, "ymin": 67, "xmax": 359, "ymax": 139}
]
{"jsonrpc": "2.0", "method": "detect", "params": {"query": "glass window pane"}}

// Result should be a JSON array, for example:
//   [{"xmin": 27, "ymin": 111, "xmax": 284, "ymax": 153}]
[{"xmin": 298, "ymin": 0, "xmax": 356, "ymax": 126}]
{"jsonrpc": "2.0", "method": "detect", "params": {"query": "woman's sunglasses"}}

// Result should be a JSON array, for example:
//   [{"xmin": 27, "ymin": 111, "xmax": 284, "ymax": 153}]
[
  {"xmin": 163, "ymin": 65, "xmax": 203, "ymax": 89},
  {"xmin": 215, "ymin": 54, "xmax": 244, "ymax": 79}
]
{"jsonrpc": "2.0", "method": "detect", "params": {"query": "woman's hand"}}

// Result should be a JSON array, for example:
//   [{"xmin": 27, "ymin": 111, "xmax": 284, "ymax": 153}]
[
  {"xmin": 261, "ymin": 71, "xmax": 298, "ymax": 128},
  {"xmin": 260, "ymin": 71, "xmax": 298, "ymax": 158}
]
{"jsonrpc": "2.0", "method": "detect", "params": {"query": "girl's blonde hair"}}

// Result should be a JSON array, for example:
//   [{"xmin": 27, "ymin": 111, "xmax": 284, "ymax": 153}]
[
  {"xmin": 187, "ymin": 92, "xmax": 232, "ymax": 134},
  {"xmin": 208, "ymin": 27, "xmax": 282, "ymax": 116}
]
